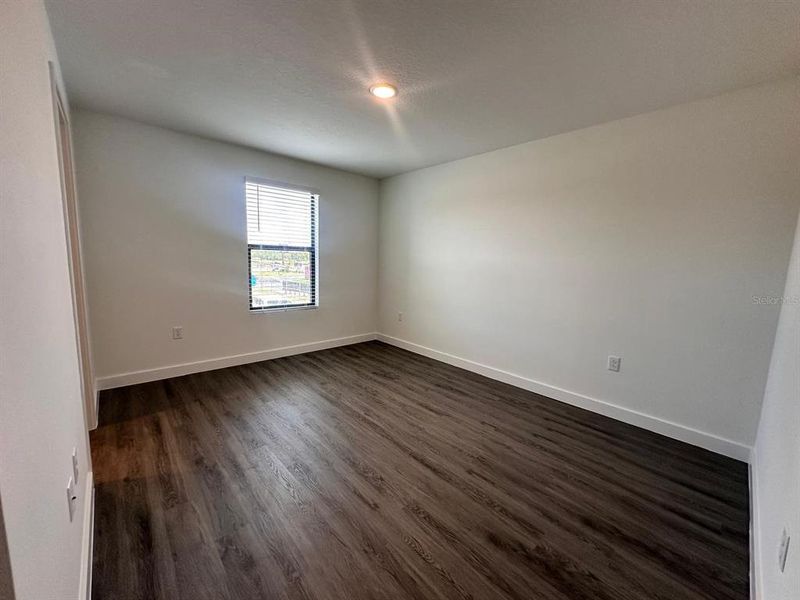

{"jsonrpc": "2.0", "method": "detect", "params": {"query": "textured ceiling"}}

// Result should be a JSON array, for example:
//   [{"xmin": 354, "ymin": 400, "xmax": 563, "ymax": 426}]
[{"xmin": 46, "ymin": 0, "xmax": 800, "ymax": 178}]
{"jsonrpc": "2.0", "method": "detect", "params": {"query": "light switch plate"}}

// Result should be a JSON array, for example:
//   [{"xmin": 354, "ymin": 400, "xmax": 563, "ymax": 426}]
[{"xmin": 66, "ymin": 476, "xmax": 77, "ymax": 522}]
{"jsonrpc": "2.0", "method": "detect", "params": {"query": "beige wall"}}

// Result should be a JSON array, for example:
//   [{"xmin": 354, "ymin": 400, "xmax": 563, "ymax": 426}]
[
  {"xmin": 752, "ymin": 208, "xmax": 800, "ymax": 599},
  {"xmin": 72, "ymin": 110, "xmax": 379, "ymax": 384},
  {"xmin": 378, "ymin": 77, "xmax": 800, "ymax": 457},
  {"xmin": 0, "ymin": 1, "xmax": 92, "ymax": 598}
]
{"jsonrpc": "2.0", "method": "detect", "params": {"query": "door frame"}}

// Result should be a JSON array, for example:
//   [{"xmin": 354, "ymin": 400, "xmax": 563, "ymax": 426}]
[{"xmin": 49, "ymin": 63, "xmax": 97, "ymax": 431}]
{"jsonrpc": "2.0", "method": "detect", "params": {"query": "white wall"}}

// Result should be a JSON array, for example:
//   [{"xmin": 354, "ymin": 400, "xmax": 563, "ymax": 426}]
[
  {"xmin": 751, "ymin": 208, "xmax": 799, "ymax": 599},
  {"xmin": 72, "ymin": 111, "xmax": 379, "ymax": 384},
  {"xmin": 379, "ymin": 77, "xmax": 800, "ymax": 458},
  {"xmin": 0, "ymin": 1, "xmax": 92, "ymax": 599}
]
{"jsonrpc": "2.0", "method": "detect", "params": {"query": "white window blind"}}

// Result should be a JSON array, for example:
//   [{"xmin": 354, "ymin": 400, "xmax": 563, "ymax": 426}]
[{"xmin": 245, "ymin": 178, "xmax": 318, "ymax": 310}]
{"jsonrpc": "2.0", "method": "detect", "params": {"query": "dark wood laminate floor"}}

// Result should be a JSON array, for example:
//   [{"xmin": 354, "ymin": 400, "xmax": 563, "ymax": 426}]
[{"xmin": 91, "ymin": 341, "xmax": 750, "ymax": 600}]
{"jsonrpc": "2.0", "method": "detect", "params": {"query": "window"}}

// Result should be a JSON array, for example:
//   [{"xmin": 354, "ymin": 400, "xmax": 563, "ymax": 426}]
[{"xmin": 246, "ymin": 178, "xmax": 318, "ymax": 311}]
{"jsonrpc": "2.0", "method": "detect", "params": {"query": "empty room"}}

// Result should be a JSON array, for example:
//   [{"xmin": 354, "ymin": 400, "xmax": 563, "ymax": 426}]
[{"xmin": 2, "ymin": 1, "xmax": 799, "ymax": 599}]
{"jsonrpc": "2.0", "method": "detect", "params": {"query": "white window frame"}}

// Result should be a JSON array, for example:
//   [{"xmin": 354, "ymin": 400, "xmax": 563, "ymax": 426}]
[{"xmin": 245, "ymin": 176, "xmax": 319, "ymax": 313}]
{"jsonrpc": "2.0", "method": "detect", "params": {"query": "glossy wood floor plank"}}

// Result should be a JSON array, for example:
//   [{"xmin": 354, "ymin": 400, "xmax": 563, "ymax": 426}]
[{"xmin": 91, "ymin": 341, "xmax": 749, "ymax": 600}]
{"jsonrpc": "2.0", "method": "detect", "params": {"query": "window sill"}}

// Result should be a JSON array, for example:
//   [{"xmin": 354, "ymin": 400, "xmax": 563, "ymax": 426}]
[{"xmin": 249, "ymin": 304, "xmax": 318, "ymax": 315}]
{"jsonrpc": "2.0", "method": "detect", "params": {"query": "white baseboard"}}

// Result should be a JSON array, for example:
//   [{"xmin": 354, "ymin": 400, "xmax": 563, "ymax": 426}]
[
  {"xmin": 96, "ymin": 333, "xmax": 378, "ymax": 390},
  {"xmin": 376, "ymin": 334, "xmax": 752, "ymax": 462},
  {"xmin": 94, "ymin": 330, "xmax": 751, "ymax": 461},
  {"xmin": 79, "ymin": 471, "xmax": 94, "ymax": 600},
  {"xmin": 89, "ymin": 386, "xmax": 99, "ymax": 431}
]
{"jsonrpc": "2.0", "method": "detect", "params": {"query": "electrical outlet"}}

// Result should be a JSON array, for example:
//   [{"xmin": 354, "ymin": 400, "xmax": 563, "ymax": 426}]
[
  {"xmin": 398, "ymin": 312, "xmax": 403, "ymax": 322},
  {"xmin": 608, "ymin": 355, "xmax": 621, "ymax": 372},
  {"xmin": 71, "ymin": 447, "xmax": 79, "ymax": 484},
  {"xmin": 779, "ymin": 528, "xmax": 791, "ymax": 573},
  {"xmin": 171, "ymin": 326, "xmax": 183, "ymax": 340},
  {"xmin": 66, "ymin": 476, "xmax": 77, "ymax": 522}
]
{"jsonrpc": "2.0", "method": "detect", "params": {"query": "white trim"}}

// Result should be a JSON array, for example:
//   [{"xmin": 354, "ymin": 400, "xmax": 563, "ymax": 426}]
[
  {"xmin": 89, "ymin": 386, "xmax": 99, "ymax": 431},
  {"xmin": 749, "ymin": 448, "xmax": 762, "ymax": 599},
  {"xmin": 249, "ymin": 304, "xmax": 318, "ymax": 315},
  {"xmin": 95, "ymin": 331, "xmax": 752, "ymax": 461},
  {"xmin": 78, "ymin": 471, "xmax": 94, "ymax": 600},
  {"xmin": 376, "ymin": 334, "xmax": 752, "ymax": 462},
  {"xmin": 49, "ymin": 62, "xmax": 97, "ymax": 435},
  {"xmin": 96, "ymin": 333, "xmax": 378, "ymax": 390}
]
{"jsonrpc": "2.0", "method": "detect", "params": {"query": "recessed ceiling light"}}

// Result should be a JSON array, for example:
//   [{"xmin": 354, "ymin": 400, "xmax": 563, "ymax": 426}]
[{"xmin": 369, "ymin": 83, "xmax": 397, "ymax": 99}]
